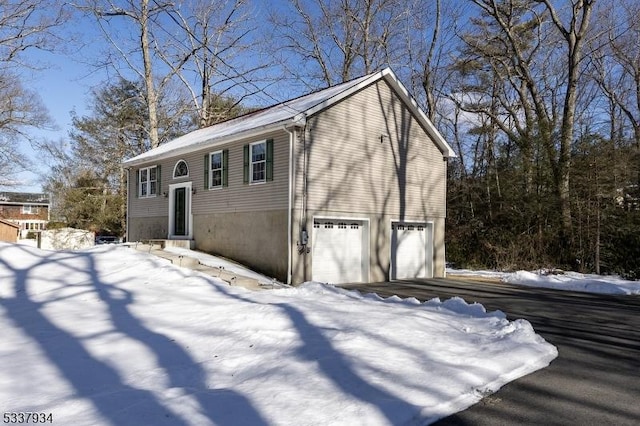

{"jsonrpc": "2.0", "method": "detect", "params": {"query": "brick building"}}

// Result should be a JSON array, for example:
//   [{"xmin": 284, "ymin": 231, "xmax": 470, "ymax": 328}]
[{"xmin": 0, "ymin": 192, "xmax": 50, "ymax": 239}]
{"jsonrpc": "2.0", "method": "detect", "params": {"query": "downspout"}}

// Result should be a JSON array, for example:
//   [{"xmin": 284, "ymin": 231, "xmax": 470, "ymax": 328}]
[
  {"xmin": 125, "ymin": 167, "xmax": 130, "ymax": 243},
  {"xmin": 283, "ymin": 124, "xmax": 296, "ymax": 285}
]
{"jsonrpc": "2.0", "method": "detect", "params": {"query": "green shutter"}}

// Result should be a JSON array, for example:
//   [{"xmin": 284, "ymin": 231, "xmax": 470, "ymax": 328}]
[
  {"xmin": 156, "ymin": 165, "xmax": 161, "ymax": 195},
  {"xmin": 243, "ymin": 144, "xmax": 249, "ymax": 184},
  {"xmin": 204, "ymin": 154, "xmax": 210, "ymax": 190},
  {"xmin": 135, "ymin": 170, "xmax": 140, "ymax": 198},
  {"xmin": 222, "ymin": 149, "xmax": 229, "ymax": 187},
  {"xmin": 266, "ymin": 139, "xmax": 274, "ymax": 181}
]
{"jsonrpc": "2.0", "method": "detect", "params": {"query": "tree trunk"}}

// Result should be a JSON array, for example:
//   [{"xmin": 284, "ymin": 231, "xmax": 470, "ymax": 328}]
[
  {"xmin": 542, "ymin": 0, "xmax": 595, "ymax": 266},
  {"xmin": 140, "ymin": 0, "xmax": 160, "ymax": 148}
]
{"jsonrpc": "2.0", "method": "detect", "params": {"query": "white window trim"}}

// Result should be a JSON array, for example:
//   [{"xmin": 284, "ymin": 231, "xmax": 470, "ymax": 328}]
[
  {"xmin": 139, "ymin": 165, "xmax": 158, "ymax": 198},
  {"xmin": 173, "ymin": 159, "xmax": 189, "ymax": 179},
  {"xmin": 209, "ymin": 150, "xmax": 223, "ymax": 190},
  {"xmin": 168, "ymin": 182, "xmax": 193, "ymax": 240},
  {"xmin": 250, "ymin": 140, "xmax": 266, "ymax": 184},
  {"xmin": 21, "ymin": 205, "xmax": 33, "ymax": 214}
]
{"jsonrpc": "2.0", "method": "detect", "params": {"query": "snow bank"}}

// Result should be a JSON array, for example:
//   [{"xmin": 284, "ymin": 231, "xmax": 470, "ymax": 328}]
[
  {"xmin": 0, "ymin": 243, "xmax": 557, "ymax": 425},
  {"xmin": 448, "ymin": 267, "xmax": 640, "ymax": 295},
  {"xmin": 507, "ymin": 270, "xmax": 640, "ymax": 295}
]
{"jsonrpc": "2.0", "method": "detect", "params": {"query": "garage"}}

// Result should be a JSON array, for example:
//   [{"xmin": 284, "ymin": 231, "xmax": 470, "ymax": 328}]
[
  {"xmin": 390, "ymin": 222, "xmax": 433, "ymax": 280},
  {"xmin": 312, "ymin": 218, "xmax": 368, "ymax": 284}
]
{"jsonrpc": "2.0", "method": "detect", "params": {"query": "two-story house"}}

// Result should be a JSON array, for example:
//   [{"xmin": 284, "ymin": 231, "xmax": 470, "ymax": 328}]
[
  {"xmin": 0, "ymin": 192, "xmax": 50, "ymax": 239},
  {"xmin": 123, "ymin": 68, "xmax": 455, "ymax": 285}
]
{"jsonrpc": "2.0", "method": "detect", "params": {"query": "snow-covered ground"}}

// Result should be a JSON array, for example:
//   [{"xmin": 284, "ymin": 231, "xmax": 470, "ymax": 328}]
[
  {"xmin": 0, "ymin": 243, "xmax": 557, "ymax": 426},
  {"xmin": 448, "ymin": 268, "xmax": 640, "ymax": 295}
]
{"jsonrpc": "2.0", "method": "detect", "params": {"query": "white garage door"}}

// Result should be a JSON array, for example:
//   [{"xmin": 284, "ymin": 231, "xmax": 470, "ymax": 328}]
[
  {"xmin": 312, "ymin": 219, "xmax": 365, "ymax": 284},
  {"xmin": 391, "ymin": 222, "xmax": 433, "ymax": 280}
]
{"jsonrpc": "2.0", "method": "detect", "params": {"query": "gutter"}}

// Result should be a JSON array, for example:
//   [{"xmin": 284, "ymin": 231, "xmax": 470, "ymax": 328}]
[
  {"xmin": 123, "ymin": 121, "xmax": 293, "ymax": 168},
  {"xmin": 283, "ymin": 121, "xmax": 302, "ymax": 285},
  {"xmin": 125, "ymin": 168, "xmax": 130, "ymax": 242}
]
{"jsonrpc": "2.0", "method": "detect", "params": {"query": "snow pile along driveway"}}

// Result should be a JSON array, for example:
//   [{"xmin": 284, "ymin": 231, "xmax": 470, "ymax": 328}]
[
  {"xmin": 0, "ymin": 243, "xmax": 557, "ymax": 425},
  {"xmin": 506, "ymin": 270, "xmax": 640, "ymax": 295},
  {"xmin": 448, "ymin": 267, "xmax": 640, "ymax": 295}
]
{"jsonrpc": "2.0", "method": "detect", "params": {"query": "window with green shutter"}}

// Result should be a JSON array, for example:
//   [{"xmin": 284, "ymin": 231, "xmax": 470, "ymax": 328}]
[
  {"xmin": 209, "ymin": 150, "xmax": 224, "ymax": 189},
  {"xmin": 222, "ymin": 149, "xmax": 229, "ymax": 187},
  {"xmin": 243, "ymin": 144, "xmax": 249, "ymax": 184},
  {"xmin": 244, "ymin": 140, "xmax": 273, "ymax": 184},
  {"xmin": 138, "ymin": 165, "xmax": 159, "ymax": 197},
  {"xmin": 204, "ymin": 154, "xmax": 209, "ymax": 189},
  {"xmin": 135, "ymin": 170, "xmax": 140, "ymax": 198},
  {"xmin": 266, "ymin": 139, "xmax": 274, "ymax": 181}
]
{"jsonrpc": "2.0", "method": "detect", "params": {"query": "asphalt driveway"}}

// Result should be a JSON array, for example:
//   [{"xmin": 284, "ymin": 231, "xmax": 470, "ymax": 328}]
[{"xmin": 340, "ymin": 278, "xmax": 640, "ymax": 425}]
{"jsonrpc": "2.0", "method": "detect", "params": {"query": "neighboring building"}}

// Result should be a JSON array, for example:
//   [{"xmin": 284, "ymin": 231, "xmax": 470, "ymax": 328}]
[
  {"xmin": 123, "ymin": 68, "xmax": 455, "ymax": 285},
  {"xmin": 615, "ymin": 185, "xmax": 639, "ymax": 211},
  {"xmin": 0, "ymin": 218, "xmax": 19, "ymax": 243},
  {"xmin": 0, "ymin": 192, "xmax": 50, "ymax": 239}
]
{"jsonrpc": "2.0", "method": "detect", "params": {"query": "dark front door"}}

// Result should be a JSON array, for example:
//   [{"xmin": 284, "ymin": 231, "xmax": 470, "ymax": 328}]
[{"xmin": 174, "ymin": 187, "xmax": 187, "ymax": 236}]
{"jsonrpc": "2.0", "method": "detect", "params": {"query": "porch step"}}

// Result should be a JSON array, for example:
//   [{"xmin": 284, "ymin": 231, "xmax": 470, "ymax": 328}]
[
  {"xmin": 134, "ymin": 246, "xmax": 200, "ymax": 268},
  {"xmin": 128, "ymin": 241, "xmax": 274, "ymax": 291},
  {"xmin": 164, "ymin": 239, "xmax": 195, "ymax": 250}
]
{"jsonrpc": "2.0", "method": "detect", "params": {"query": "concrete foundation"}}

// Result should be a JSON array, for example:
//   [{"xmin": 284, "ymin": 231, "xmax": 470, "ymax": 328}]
[
  {"xmin": 193, "ymin": 210, "xmax": 288, "ymax": 281},
  {"xmin": 128, "ymin": 216, "xmax": 167, "ymax": 241}
]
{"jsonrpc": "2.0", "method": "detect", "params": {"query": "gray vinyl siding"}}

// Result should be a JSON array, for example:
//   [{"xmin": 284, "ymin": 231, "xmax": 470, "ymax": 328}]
[
  {"xmin": 296, "ymin": 79, "xmax": 447, "ymax": 219},
  {"xmin": 194, "ymin": 130, "xmax": 289, "ymax": 214},
  {"xmin": 290, "ymin": 79, "xmax": 449, "ymax": 283},
  {"xmin": 128, "ymin": 130, "xmax": 290, "ymax": 219},
  {"xmin": 128, "ymin": 166, "xmax": 166, "ymax": 218}
]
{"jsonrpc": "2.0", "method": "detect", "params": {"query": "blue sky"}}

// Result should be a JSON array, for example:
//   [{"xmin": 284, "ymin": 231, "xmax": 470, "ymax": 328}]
[{"xmin": 18, "ymin": 15, "xmax": 115, "ymax": 192}]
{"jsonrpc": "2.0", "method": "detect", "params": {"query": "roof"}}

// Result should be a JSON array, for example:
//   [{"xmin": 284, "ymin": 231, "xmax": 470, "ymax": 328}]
[
  {"xmin": 123, "ymin": 68, "xmax": 455, "ymax": 166},
  {"xmin": 0, "ymin": 218, "xmax": 19, "ymax": 229},
  {"xmin": 0, "ymin": 192, "xmax": 49, "ymax": 205}
]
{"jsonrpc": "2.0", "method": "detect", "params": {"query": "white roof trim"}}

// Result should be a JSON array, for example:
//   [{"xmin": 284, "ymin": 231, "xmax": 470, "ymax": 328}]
[
  {"xmin": 298, "ymin": 68, "xmax": 456, "ymax": 158},
  {"xmin": 380, "ymin": 69, "xmax": 456, "ymax": 158},
  {"xmin": 123, "ymin": 121, "xmax": 289, "ymax": 167},
  {"xmin": 123, "ymin": 67, "xmax": 455, "ymax": 167}
]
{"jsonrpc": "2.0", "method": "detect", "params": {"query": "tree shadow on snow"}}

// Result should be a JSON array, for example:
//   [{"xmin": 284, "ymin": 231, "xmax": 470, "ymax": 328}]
[
  {"xmin": 210, "ymin": 282, "xmax": 428, "ymax": 425},
  {"xmin": 0, "ymin": 245, "xmax": 267, "ymax": 426}
]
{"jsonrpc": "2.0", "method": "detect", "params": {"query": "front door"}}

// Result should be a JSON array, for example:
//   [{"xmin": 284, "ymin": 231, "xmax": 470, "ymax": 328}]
[
  {"xmin": 168, "ymin": 182, "xmax": 192, "ymax": 239},
  {"xmin": 174, "ymin": 187, "xmax": 187, "ymax": 236}
]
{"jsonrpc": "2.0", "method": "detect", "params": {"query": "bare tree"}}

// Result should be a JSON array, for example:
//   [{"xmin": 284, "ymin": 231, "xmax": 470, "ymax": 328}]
[
  {"xmin": 399, "ymin": 0, "xmax": 465, "ymax": 123},
  {"xmin": 78, "ymin": 0, "xmax": 265, "ymax": 142},
  {"xmin": 591, "ymin": 0, "xmax": 640, "ymax": 150},
  {"xmin": 0, "ymin": 0, "xmax": 67, "ymax": 187},
  {"xmin": 0, "ymin": 0, "xmax": 67, "ymax": 64},
  {"xmin": 78, "ymin": 0, "xmax": 173, "ymax": 148},
  {"xmin": 165, "ymin": 0, "xmax": 265, "ymax": 128},
  {"xmin": 454, "ymin": 0, "xmax": 595, "ymax": 265},
  {"xmin": 270, "ymin": 0, "xmax": 409, "ymax": 87},
  {"xmin": 540, "ymin": 0, "xmax": 595, "ymax": 243}
]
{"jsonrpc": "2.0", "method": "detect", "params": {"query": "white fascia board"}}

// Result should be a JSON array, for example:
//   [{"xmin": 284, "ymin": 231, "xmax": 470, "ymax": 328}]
[
  {"xmin": 299, "ymin": 67, "xmax": 456, "ymax": 158},
  {"xmin": 123, "ymin": 67, "xmax": 456, "ymax": 168},
  {"xmin": 380, "ymin": 69, "xmax": 457, "ymax": 158},
  {"xmin": 296, "ymin": 69, "xmax": 388, "ymax": 122},
  {"xmin": 122, "ymin": 120, "xmax": 291, "ymax": 168}
]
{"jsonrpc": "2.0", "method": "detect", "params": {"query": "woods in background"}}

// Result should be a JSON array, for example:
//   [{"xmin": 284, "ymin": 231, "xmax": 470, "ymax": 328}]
[{"xmin": 445, "ymin": 0, "xmax": 639, "ymax": 278}]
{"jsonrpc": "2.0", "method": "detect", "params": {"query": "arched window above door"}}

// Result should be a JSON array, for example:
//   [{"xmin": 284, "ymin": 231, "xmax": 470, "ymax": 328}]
[{"xmin": 173, "ymin": 160, "xmax": 189, "ymax": 178}]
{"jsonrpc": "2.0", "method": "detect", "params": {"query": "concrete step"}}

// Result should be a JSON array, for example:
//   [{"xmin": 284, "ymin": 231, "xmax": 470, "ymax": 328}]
[
  {"xmin": 128, "ymin": 242, "xmax": 267, "ymax": 291},
  {"xmin": 191, "ymin": 263, "xmax": 263, "ymax": 290}
]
